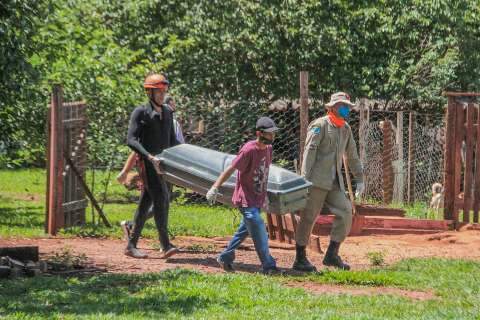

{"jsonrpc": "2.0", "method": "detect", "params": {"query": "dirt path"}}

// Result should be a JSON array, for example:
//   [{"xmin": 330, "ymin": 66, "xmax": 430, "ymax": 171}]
[
  {"xmin": 1, "ymin": 230, "xmax": 479, "ymax": 274},
  {"xmin": 1, "ymin": 230, "xmax": 479, "ymax": 299}
]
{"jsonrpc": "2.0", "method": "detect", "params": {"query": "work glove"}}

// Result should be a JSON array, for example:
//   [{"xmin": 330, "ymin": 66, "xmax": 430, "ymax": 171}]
[
  {"xmin": 355, "ymin": 182, "xmax": 365, "ymax": 199},
  {"xmin": 206, "ymin": 186, "xmax": 219, "ymax": 205}
]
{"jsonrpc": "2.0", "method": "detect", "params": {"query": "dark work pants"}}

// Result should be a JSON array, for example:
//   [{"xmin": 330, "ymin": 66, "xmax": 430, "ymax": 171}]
[
  {"xmin": 135, "ymin": 182, "xmax": 173, "ymax": 222},
  {"xmin": 129, "ymin": 161, "xmax": 171, "ymax": 251}
]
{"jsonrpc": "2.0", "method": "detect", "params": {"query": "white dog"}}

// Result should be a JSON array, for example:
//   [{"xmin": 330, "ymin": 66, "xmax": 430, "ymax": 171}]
[{"xmin": 430, "ymin": 182, "xmax": 444, "ymax": 215}]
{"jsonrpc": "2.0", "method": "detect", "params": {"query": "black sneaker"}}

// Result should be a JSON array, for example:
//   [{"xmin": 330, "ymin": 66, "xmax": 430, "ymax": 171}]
[{"xmin": 216, "ymin": 256, "xmax": 235, "ymax": 272}]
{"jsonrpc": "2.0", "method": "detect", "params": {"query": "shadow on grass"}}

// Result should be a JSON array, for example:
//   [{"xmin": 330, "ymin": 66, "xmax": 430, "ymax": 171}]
[
  {"xmin": 0, "ymin": 202, "xmax": 44, "ymax": 229},
  {"xmin": 167, "ymin": 256, "xmax": 282, "ymax": 274},
  {"xmin": 0, "ymin": 270, "xmax": 217, "ymax": 317}
]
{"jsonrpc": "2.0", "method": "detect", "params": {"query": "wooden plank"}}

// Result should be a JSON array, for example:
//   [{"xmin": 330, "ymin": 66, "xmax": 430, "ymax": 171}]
[
  {"xmin": 77, "ymin": 107, "xmax": 87, "ymax": 225},
  {"xmin": 281, "ymin": 216, "xmax": 294, "ymax": 243},
  {"xmin": 270, "ymin": 214, "xmax": 284, "ymax": 242},
  {"xmin": 281, "ymin": 213, "xmax": 299, "ymax": 244},
  {"xmin": 62, "ymin": 101, "xmax": 87, "ymax": 108},
  {"xmin": 64, "ymin": 103, "xmax": 72, "ymax": 226},
  {"xmin": 275, "ymin": 214, "xmax": 286, "ymax": 242},
  {"xmin": 443, "ymin": 92, "xmax": 480, "ymax": 97},
  {"xmin": 63, "ymin": 118, "xmax": 87, "ymax": 129},
  {"xmin": 62, "ymin": 199, "xmax": 89, "ymax": 213},
  {"xmin": 359, "ymin": 100, "xmax": 366, "ymax": 163},
  {"xmin": 315, "ymin": 214, "xmax": 452, "ymax": 231},
  {"xmin": 453, "ymin": 102, "xmax": 465, "ymax": 224},
  {"xmin": 266, "ymin": 213, "xmax": 276, "ymax": 240},
  {"xmin": 45, "ymin": 107, "xmax": 51, "ymax": 233},
  {"xmin": 355, "ymin": 205, "xmax": 405, "ymax": 217},
  {"xmin": 395, "ymin": 111, "xmax": 404, "ymax": 203},
  {"xmin": 362, "ymin": 217, "xmax": 451, "ymax": 230},
  {"xmin": 407, "ymin": 112, "xmax": 416, "ymax": 203},
  {"xmin": 47, "ymin": 85, "xmax": 65, "ymax": 235},
  {"xmin": 315, "ymin": 215, "xmax": 335, "ymax": 225},
  {"xmin": 382, "ymin": 119, "xmax": 394, "ymax": 204},
  {"xmin": 0, "ymin": 246, "xmax": 39, "ymax": 262},
  {"xmin": 65, "ymin": 156, "xmax": 111, "ymax": 227},
  {"xmin": 299, "ymin": 71, "xmax": 309, "ymax": 168},
  {"xmin": 289, "ymin": 212, "xmax": 298, "ymax": 240},
  {"xmin": 474, "ymin": 104, "xmax": 480, "ymax": 223},
  {"xmin": 349, "ymin": 215, "xmax": 365, "ymax": 235},
  {"xmin": 462, "ymin": 103, "xmax": 475, "ymax": 222},
  {"xmin": 343, "ymin": 158, "xmax": 357, "ymax": 215},
  {"xmin": 443, "ymin": 97, "xmax": 457, "ymax": 220},
  {"xmin": 282, "ymin": 214, "xmax": 296, "ymax": 232}
]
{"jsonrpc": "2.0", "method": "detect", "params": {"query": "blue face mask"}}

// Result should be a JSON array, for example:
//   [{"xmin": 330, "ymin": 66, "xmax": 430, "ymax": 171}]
[{"xmin": 338, "ymin": 105, "xmax": 350, "ymax": 119}]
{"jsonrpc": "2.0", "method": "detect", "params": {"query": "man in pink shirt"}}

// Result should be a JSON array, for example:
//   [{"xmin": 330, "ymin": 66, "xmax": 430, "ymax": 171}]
[{"xmin": 206, "ymin": 117, "xmax": 280, "ymax": 274}]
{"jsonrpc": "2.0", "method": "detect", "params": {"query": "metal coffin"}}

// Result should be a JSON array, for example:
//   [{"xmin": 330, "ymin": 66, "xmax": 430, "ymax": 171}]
[{"xmin": 156, "ymin": 144, "xmax": 312, "ymax": 214}]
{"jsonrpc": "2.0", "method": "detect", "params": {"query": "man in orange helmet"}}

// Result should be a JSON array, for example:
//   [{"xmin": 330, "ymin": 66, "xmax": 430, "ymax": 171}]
[{"xmin": 125, "ymin": 72, "xmax": 180, "ymax": 259}]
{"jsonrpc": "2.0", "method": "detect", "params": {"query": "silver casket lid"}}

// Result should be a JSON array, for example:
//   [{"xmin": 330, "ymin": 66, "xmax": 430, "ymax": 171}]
[{"xmin": 156, "ymin": 144, "xmax": 312, "ymax": 213}]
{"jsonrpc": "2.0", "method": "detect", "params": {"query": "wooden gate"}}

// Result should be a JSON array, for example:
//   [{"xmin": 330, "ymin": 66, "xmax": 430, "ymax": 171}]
[
  {"xmin": 46, "ymin": 85, "xmax": 88, "ymax": 234},
  {"xmin": 443, "ymin": 92, "xmax": 480, "ymax": 226}
]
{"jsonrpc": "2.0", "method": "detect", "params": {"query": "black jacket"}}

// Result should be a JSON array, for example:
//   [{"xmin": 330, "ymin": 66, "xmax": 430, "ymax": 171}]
[{"xmin": 127, "ymin": 101, "xmax": 180, "ymax": 158}]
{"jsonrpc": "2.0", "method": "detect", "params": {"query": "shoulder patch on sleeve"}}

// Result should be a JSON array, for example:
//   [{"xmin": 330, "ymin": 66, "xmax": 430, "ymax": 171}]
[{"xmin": 311, "ymin": 127, "xmax": 321, "ymax": 134}]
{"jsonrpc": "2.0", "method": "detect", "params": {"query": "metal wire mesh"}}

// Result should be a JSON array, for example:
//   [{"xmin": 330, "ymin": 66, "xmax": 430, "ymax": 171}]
[
  {"xmin": 105, "ymin": 97, "xmax": 446, "ymax": 208},
  {"xmin": 175, "ymin": 98, "xmax": 302, "ymax": 172},
  {"xmin": 356, "ymin": 110, "xmax": 445, "ymax": 204}
]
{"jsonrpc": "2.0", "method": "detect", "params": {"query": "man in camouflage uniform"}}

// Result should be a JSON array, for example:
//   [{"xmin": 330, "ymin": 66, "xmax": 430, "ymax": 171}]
[{"xmin": 293, "ymin": 92, "xmax": 364, "ymax": 271}]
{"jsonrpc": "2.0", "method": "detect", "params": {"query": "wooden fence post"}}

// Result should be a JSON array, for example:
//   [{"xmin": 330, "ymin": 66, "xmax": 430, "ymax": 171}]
[
  {"xmin": 382, "ymin": 119, "xmax": 394, "ymax": 204},
  {"xmin": 45, "ymin": 105, "xmax": 51, "ymax": 233},
  {"xmin": 473, "ymin": 102, "xmax": 480, "ymax": 223},
  {"xmin": 407, "ymin": 112, "xmax": 416, "ymax": 204},
  {"xmin": 299, "ymin": 71, "xmax": 309, "ymax": 167},
  {"xmin": 453, "ymin": 103, "xmax": 465, "ymax": 224},
  {"xmin": 443, "ymin": 96, "xmax": 457, "ymax": 221},
  {"xmin": 463, "ymin": 103, "xmax": 475, "ymax": 223},
  {"xmin": 358, "ymin": 99, "xmax": 364, "ymax": 163},
  {"xmin": 47, "ymin": 85, "xmax": 65, "ymax": 235},
  {"xmin": 395, "ymin": 111, "xmax": 404, "ymax": 203}
]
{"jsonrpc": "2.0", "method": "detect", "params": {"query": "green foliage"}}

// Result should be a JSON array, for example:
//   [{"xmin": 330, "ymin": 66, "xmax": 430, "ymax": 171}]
[
  {"xmin": 1, "ymin": 0, "xmax": 480, "ymax": 167},
  {"xmin": 367, "ymin": 251, "xmax": 386, "ymax": 267},
  {"xmin": 45, "ymin": 246, "xmax": 88, "ymax": 271},
  {"xmin": 0, "ymin": 0, "xmax": 50, "ymax": 167}
]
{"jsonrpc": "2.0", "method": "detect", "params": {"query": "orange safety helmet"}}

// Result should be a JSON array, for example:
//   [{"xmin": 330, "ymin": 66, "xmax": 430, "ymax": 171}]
[{"xmin": 143, "ymin": 73, "xmax": 170, "ymax": 89}]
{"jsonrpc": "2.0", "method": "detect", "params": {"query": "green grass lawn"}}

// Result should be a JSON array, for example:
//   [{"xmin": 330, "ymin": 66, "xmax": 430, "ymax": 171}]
[
  {"xmin": 0, "ymin": 169, "xmax": 238, "ymax": 239},
  {"xmin": 0, "ymin": 258, "xmax": 479, "ymax": 319}
]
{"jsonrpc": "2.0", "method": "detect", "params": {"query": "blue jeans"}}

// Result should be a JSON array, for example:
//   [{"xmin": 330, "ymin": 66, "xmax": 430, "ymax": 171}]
[{"xmin": 219, "ymin": 207, "xmax": 276, "ymax": 271}]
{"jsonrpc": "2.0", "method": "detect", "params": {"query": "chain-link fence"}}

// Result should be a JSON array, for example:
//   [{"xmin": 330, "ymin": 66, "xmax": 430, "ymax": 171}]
[
  {"xmin": 355, "ymin": 110, "xmax": 445, "ymax": 205},
  {"xmin": 176, "ymin": 98, "xmax": 302, "ymax": 172},
  {"xmin": 105, "ymin": 97, "xmax": 446, "ymax": 208},
  {"xmin": 174, "ymin": 98, "xmax": 446, "ymax": 206}
]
